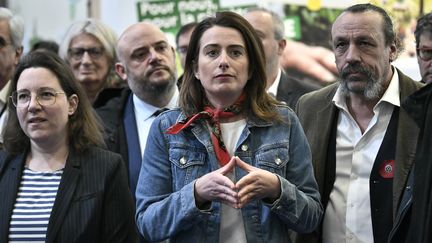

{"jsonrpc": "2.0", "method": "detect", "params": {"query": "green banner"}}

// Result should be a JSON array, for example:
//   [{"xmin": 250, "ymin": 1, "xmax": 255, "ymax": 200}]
[{"xmin": 137, "ymin": 0, "xmax": 219, "ymax": 33}]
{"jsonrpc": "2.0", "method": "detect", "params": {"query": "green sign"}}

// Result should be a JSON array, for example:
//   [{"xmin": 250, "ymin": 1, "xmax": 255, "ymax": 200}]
[
  {"xmin": 284, "ymin": 16, "xmax": 301, "ymax": 40},
  {"xmin": 137, "ymin": 0, "xmax": 219, "ymax": 33}
]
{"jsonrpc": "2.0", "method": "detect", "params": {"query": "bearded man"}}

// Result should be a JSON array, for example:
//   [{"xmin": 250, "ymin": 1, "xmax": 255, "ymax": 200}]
[
  {"xmin": 294, "ymin": 3, "xmax": 423, "ymax": 243},
  {"xmin": 96, "ymin": 22, "xmax": 178, "ymax": 202}
]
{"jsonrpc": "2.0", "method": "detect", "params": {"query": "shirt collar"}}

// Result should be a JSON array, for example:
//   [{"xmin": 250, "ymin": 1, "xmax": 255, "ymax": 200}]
[
  {"xmin": 0, "ymin": 81, "xmax": 11, "ymax": 105},
  {"xmin": 133, "ymin": 87, "xmax": 179, "ymax": 121},
  {"xmin": 333, "ymin": 66, "xmax": 400, "ymax": 110},
  {"xmin": 377, "ymin": 67, "xmax": 400, "ymax": 108},
  {"xmin": 267, "ymin": 69, "xmax": 282, "ymax": 97}
]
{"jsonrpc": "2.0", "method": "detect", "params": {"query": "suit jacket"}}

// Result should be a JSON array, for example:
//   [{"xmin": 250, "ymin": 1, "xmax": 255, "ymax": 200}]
[
  {"xmin": 294, "ymin": 68, "xmax": 424, "ymax": 243},
  {"xmin": 276, "ymin": 71, "xmax": 321, "ymax": 108},
  {"xmin": 95, "ymin": 88, "xmax": 133, "ymax": 178},
  {"xmin": 0, "ymin": 146, "xmax": 138, "ymax": 243},
  {"xmin": 400, "ymin": 84, "xmax": 432, "ymax": 242}
]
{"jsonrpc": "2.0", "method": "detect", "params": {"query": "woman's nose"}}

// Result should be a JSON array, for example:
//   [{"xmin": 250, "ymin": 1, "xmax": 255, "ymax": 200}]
[
  {"xmin": 27, "ymin": 94, "xmax": 41, "ymax": 110},
  {"xmin": 218, "ymin": 52, "xmax": 229, "ymax": 69}
]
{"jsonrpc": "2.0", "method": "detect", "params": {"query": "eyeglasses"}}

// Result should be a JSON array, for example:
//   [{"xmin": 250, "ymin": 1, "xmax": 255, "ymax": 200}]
[
  {"xmin": 68, "ymin": 47, "xmax": 104, "ymax": 60},
  {"xmin": 417, "ymin": 47, "xmax": 432, "ymax": 61},
  {"xmin": 10, "ymin": 88, "xmax": 66, "ymax": 108}
]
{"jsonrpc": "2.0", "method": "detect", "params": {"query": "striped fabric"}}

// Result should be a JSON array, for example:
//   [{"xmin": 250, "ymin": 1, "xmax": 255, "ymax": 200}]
[{"xmin": 8, "ymin": 168, "xmax": 63, "ymax": 242}]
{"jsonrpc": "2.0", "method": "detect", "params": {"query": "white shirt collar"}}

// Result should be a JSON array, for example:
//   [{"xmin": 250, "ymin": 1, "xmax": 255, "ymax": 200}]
[
  {"xmin": 132, "ymin": 87, "xmax": 179, "ymax": 157},
  {"xmin": 267, "ymin": 69, "xmax": 282, "ymax": 97},
  {"xmin": 0, "ymin": 81, "xmax": 11, "ymax": 105},
  {"xmin": 133, "ymin": 87, "xmax": 179, "ymax": 121}
]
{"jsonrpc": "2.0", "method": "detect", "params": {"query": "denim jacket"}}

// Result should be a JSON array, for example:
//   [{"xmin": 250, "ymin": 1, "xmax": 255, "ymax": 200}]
[{"xmin": 136, "ymin": 105, "xmax": 322, "ymax": 243}]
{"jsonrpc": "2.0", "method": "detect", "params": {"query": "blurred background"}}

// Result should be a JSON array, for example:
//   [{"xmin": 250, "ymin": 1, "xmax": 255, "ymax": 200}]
[{"xmin": 3, "ymin": 0, "xmax": 432, "ymax": 81}]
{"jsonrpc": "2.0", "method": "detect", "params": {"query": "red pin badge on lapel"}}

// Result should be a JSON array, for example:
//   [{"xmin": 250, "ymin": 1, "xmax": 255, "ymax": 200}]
[{"xmin": 379, "ymin": 159, "xmax": 394, "ymax": 179}]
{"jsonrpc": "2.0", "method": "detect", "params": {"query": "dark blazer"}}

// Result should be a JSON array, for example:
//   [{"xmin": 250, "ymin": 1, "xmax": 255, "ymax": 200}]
[
  {"xmin": 95, "ymin": 88, "xmax": 132, "ymax": 176},
  {"xmin": 399, "ymin": 83, "xmax": 432, "ymax": 243},
  {"xmin": 276, "ymin": 70, "xmax": 321, "ymax": 108},
  {"xmin": 295, "ymin": 68, "xmax": 424, "ymax": 243},
  {"xmin": 0, "ymin": 146, "xmax": 138, "ymax": 243}
]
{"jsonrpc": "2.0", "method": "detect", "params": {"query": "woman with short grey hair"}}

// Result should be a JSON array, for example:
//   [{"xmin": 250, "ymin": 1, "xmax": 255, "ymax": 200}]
[{"xmin": 59, "ymin": 19, "xmax": 120, "ymax": 104}]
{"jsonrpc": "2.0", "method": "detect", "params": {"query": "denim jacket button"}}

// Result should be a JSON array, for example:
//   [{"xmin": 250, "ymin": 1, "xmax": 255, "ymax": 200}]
[
  {"xmin": 241, "ymin": 144, "xmax": 248, "ymax": 151},
  {"xmin": 275, "ymin": 157, "xmax": 282, "ymax": 165},
  {"xmin": 179, "ymin": 156, "xmax": 187, "ymax": 165}
]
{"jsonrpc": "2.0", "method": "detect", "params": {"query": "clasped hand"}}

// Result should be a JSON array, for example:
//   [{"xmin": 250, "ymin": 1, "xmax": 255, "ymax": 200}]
[{"xmin": 194, "ymin": 156, "xmax": 281, "ymax": 209}]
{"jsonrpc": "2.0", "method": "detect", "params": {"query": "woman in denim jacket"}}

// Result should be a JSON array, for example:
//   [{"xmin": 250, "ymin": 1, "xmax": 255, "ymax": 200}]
[{"xmin": 135, "ymin": 11, "xmax": 322, "ymax": 243}]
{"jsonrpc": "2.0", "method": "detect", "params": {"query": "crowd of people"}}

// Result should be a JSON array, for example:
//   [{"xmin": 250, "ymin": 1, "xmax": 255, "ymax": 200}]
[{"xmin": 0, "ymin": 3, "xmax": 431, "ymax": 243}]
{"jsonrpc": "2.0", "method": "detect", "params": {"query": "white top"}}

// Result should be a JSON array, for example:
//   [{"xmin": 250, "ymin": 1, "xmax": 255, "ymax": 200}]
[
  {"xmin": 134, "ymin": 88, "xmax": 179, "ymax": 158},
  {"xmin": 8, "ymin": 168, "xmax": 63, "ymax": 242},
  {"xmin": 323, "ymin": 69, "xmax": 400, "ymax": 243},
  {"xmin": 219, "ymin": 119, "xmax": 247, "ymax": 243},
  {"xmin": 267, "ymin": 69, "xmax": 282, "ymax": 98}
]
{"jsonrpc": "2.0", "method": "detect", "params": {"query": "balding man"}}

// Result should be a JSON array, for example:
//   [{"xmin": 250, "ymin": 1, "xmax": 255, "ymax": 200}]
[
  {"xmin": 0, "ymin": 8, "xmax": 24, "ymax": 143},
  {"xmin": 96, "ymin": 22, "xmax": 178, "ymax": 200}
]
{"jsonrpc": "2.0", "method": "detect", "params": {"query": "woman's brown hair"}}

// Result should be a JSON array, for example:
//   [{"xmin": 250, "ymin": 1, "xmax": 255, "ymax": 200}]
[
  {"xmin": 3, "ymin": 50, "xmax": 105, "ymax": 155},
  {"xmin": 180, "ymin": 11, "xmax": 281, "ymax": 121}
]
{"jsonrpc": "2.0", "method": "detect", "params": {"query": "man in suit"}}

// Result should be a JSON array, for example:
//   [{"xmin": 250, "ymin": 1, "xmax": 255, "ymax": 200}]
[
  {"xmin": 175, "ymin": 22, "xmax": 197, "ymax": 89},
  {"xmin": 295, "ymin": 4, "xmax": 423, "ymax": 243},
  {"xmin": 244, "ymin": 8, "xmax": 320, "ymax": 108},
  {"xmin": 0, "ymin": 8, "xmax": 23, "ymax": 143},
  {"xmin": 96, "ymin": 22, "xmax": 178, "ymax": 201},
  {"xmin": 415, "ymin": 12, "xmax": 432, "ymax": 84},
  {"xmin": 176, "ymin": 22, "xmax": 197, "ymax": 70},
  {"xmin": 394, "ymin": 12, "xmax": 432, "ymax": 243}
]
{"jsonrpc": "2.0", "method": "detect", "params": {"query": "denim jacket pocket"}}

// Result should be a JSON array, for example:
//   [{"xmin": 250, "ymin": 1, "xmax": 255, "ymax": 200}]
[
  {"xmin": 169, "ymin": 147, "xmax": 207, "ymax": 190},
  {"xmin": 255, "ymin": 145, "xmax": 289, "ymax": 176}
]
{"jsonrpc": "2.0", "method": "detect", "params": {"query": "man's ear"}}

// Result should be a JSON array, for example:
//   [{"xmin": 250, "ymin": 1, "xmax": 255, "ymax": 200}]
[
  {"xmin": 277, "ymin": 39, "xmax": 287, "ymax": 56},
  {"xmin": 115, "ymin": 62, "xmax": 127, "ymax": 80},
  {"xmin": 14, "ymin": 46, "xmax": 23, "ymax": 65},
  {"xmin": 389, "ymin": 42, "xmax": 397, "ymax": 62}
]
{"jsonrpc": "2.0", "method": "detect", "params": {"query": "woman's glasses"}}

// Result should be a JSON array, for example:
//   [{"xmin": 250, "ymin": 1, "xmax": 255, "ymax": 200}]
[
  {"xmin": 67, "ymin": 47, "xmax": 104, "ymax": 60},
  {"xmin": 10, "ymin": 88, "xmax": 65, "ymax": 108}
]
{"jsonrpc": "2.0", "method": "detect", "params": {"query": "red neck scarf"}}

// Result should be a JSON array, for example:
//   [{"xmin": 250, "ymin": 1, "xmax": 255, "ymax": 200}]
[{"xmin": 166, "ymin": 94, "xmax": 245, "ymax": 166}]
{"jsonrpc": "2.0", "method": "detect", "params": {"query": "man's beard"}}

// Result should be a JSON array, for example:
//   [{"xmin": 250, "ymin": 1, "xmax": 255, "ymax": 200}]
[
  {"xmin": 339, "ymin": 63, "xmax": 382, "ymax": 100},
  {"xmin": 129, "ymin": 68, "xmax": 176, "ymax": 96}
]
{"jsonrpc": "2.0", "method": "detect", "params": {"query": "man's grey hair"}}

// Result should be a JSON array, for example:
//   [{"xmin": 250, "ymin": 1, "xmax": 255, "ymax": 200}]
[
  {"xmin": 0, "ymin": 7, "xmax": 24, "ymax": 49},
  {"xmin": 246, "ymin": 7, "xmax": 285, "ymax": 40}
]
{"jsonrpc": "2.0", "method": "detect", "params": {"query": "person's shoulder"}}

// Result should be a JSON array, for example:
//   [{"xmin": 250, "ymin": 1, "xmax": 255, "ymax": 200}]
[
  {"xmin": 282, "ymin": 72, "xmax": 322, "ymax": 92},
  {"xmin": 275, "ymin": 103, "xmax": 294, "ymax": 114},
  {"xmin": 95, "ymin": 88, "xmax": 131, "ymax": 119},
  {"xmin": 79, "ymin": 147, "xmax": 123, "ymax": 166},
  {"xmin": 93, "ymin": 87, "xmax": 128, "ymax": 108},
  {"xmin": 298, "ymin": 82, "xmax": 338, "ymax": 104},
  {"xmin": 95, "ymin": 88, "xmax": 130, "ymax": 110},
  {"xmin": 0, "ymin": 150, "xmax": 23, "ymax": 165},
  {"xmin": 397, "ymin": 69, "xmax": 425, "ymax": 102},
  {"xmin": 156, "ymin": 108, "xmax": 183, "ymax": 121},
  {"xmin": 274, "ymin": 104, "xmax": 299, "ymax": 122}
]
